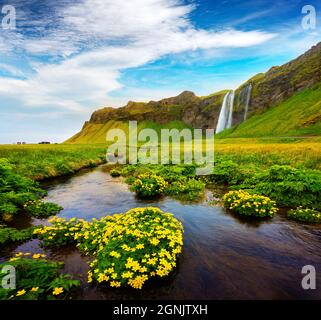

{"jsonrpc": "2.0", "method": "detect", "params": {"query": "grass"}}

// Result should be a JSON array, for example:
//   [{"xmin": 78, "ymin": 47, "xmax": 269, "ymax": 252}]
[
  {"xmin": 215, "ymin": 139, "xmax": 321, "ymax": 170},
  {"xmin": 66, "ymin": 120, "xmax": 191, "ymax": 144},
  {"xmin": 0, "ymin": 144, "xmax": 107, "ymax": 180},
  {"xmin": 1, "ymin": 137, "xmax": 320, "ymax": 181},
  {"xmin": 217, "ymin": 83, "xmax": 321, "ymax": 138}
]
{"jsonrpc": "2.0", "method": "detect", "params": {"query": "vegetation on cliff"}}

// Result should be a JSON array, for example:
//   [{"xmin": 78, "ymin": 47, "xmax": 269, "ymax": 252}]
[
  {"xmin": 66, "ymin": 42, "xmax": 321, "ymax": 144},
  {"xmin": 218, "ymin": 82, "xmax": 321, "ymax": 138}
]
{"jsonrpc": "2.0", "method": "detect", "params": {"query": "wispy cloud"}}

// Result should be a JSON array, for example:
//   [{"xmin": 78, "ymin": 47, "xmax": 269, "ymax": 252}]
[{"xmin": 0, "ymin": 0, "xmax": 276, "ymax": 115}]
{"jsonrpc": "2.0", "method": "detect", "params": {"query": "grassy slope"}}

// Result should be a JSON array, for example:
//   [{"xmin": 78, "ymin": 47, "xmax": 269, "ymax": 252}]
[
  {"xmin": 217, "ymin": 83, "xmax": 321, "ymax": 138},
  {"xmin": 65, "ymin": 120, "xmax": 192, "ymax": 144}
]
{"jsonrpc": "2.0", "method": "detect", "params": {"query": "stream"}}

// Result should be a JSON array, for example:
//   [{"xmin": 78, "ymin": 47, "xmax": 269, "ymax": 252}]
[{"xmin": 2, "ymin": 165, "xmax": 321, "ymax": 299}]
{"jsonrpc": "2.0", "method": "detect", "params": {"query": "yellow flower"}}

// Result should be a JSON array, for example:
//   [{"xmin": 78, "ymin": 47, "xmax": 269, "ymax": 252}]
[
  {"xmin": 110, "ymin": 281, "xmax": 121, "ymax": 288},
  {"xmin": 87, "ymin": 271, "xmax": 93, "ymax": 283},
  {"xmin": 139, "ymin": 267, "xmax": 147, "ymax": 273},
  {"xmin": 149, "ymin": 238, "xmax": 160, "ymax": 246},
  {"xmin": 52, "ymin": 287, "xmax": 64, "ymax": 295},
  {"xmin": 15, "ymin": 252, "xmax": 24, "ymax": 257},
  {"xmin": 147, "ymin": 258, "xmax": 157, "ymax": 265},
  {"xmin": 97, "ymin": 273, "xmax": 109, "ymax": 283},
  {"xmin": 31, "ymin": 287, "xmax": 39, "ymax": 292},
  {"xmin": 110, "ymin": 251, "xmax": 121, "ymax": 258},
  {"xmin": 128, "ymin": 275, "xmax": 148, "ymax": 289},
  {"xmin": 121, "ymin": 271, "xmax": 133, "ymax": 279},
  {"xmin": 32, "ymin": 254, "xmax": 41, "ymax": 259},
  {"xmin": 9, "ymin": 258, "xmax": 18, "ymax": 262},
  {"xmin": 16, "ymin": 289, "xmax": 26, "ymax": 296},
  {"xmin": 111, "ymin": 273, "xmax": 118, "ymax": 279}
]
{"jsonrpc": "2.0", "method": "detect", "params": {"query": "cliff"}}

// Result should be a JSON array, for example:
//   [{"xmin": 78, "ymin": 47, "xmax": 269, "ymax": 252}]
[{"xmin": 66, "ymin": 42, "xmax": 321, "ymax": 143}]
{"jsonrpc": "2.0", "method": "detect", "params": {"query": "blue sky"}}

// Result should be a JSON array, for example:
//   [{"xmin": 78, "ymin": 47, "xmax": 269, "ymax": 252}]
[{"xmin": 0, "ymin": 0, "xmax": 320, "ymax": 143}]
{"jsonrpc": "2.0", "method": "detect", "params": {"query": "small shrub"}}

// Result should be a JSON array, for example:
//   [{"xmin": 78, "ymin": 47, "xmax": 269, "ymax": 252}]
[
  {"xmin": 223, "ymin": 190, "xmax": 278, "ymax": 218},
  {"xmin": 0, "ymin": 158, "xmax": 64, "ymax": 222},
  {"xmin": 110, "ymin": 169, "xmax": 121, "ymax": 177},
  {"xmin": 120, "ymin": 165, "xmax": 136, "ymax": 177},
  {"xmin": 288, "ymin": 207, "xmax": 321, "ymax": 223},
  {"xmin": 210, "ymin": 160, "xmax": 243, "ymax": 185},
  {"xmin": 238, "ymin": 165, "xmax": 321, "ymax": 209},
  {"xmin": 0, "ymin": 226, "xmax": 36, "ymax": 246},
  {"xmin": 24, "ymin": 201, "xmax": 63, "ymax": 218},
  {"xmin": 0, "ymin": 255, "xmax": 80, "ymax": 300},
  {"xmin": 166, "ymin": 178, "xmax": 205, "ymax": 201},
  {"xmin": 125, "ymin": 176, "xmax": 135, "ymax": 184},
  {"xmin": 131, "ymin": 173, "xmax": 168, "ymax": 198},
  {"xmin": 156, "ymin": 165, "xmax": 196, "ymax": 183}
]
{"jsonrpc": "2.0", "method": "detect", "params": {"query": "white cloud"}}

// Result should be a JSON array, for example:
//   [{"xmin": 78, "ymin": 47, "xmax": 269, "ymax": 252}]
[
  {"xmin": 0, "ymin": 63, "xmax": 25, "ymax": 77},
  {"xmin": 0, "ymin": 0, "xmax": 276, "ymax": 114}
]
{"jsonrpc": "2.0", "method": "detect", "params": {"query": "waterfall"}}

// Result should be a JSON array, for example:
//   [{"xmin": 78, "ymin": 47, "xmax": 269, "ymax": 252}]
[
  {"xmin": 216, "ymin": 90, "xmax": 235, "ymax": 134},
  {"xmin": 227, "ymin": 91, "xmax": 235, "ymax": 128},
  {"xmin": 243, "ymin": 84, "xmax": 252, "ymax": 121}
]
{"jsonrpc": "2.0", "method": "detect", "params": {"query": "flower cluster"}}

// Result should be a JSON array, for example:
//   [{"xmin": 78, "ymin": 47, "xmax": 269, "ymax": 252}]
[
  {"xmin": 131, "ymin": 173, "xmax": 168, "ymax": 198},
  {"xmin": 34, "ymin": 207, "xmax": 184, "ymax": 290},
  {"xmin": 288, "ymin": 207, "xmax": 321, "ymax": 223},
  {"xmin": 223, "ymin": 190, "xmax": 277, "ymax": 218},
  {"xmin": 0, "ymin": 254, "xmax": 80, "ymax": 300},
  {"xmin": 24, "ymin": 200, "xmax": 63, "ymax": 218},
  {"xmin": 33, "ymin": 217, "xmax": 80, "ymax": 246}
]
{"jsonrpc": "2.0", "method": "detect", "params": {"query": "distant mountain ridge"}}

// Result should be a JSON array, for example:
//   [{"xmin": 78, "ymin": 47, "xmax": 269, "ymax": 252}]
[{"xmin": 66, "ymin": 42, "xmax": 321, "ymax": 143}]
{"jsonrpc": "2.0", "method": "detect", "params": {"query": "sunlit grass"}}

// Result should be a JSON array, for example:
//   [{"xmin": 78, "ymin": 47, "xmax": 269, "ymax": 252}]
[
  {"xmin": 0, "ymin": 136, "xmax": 320, "ymax": 181},
  {"xmin": 0, "ymin": 144, "xmax": 107, "ymax": 179}
]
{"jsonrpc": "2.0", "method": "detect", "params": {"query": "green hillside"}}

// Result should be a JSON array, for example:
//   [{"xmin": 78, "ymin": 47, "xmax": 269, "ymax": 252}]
[
  {"xmin": 216, "ymin": 82, "xmax": 321, "ymax": 138},
  {"xmin": 66, "ymin": 43, "xmax": 321, "ymax": 143},
  {"xmin": 65, "ymin": 120, "xmax": 192, "ymax": 144}
]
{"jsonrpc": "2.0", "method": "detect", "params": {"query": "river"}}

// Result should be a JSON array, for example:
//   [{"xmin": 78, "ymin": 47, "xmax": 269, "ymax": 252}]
[{"xmin": 2, "ymin": 165, "xmax": 321, "ymax": 299}]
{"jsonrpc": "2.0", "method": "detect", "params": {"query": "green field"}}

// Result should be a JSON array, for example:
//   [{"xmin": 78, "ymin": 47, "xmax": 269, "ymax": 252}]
[
  {"xmin": 1, "ymin": 138, "xmax": 321, "ymax": 180},
  {"xmin": 0, "ymin": 144, "xmax": 106, "ymax": 180}
]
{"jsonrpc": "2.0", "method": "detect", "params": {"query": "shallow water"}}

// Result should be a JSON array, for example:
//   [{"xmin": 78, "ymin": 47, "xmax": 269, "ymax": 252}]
[{"xmin": 2, "ymin": 165, "xmax": 321, "ymax": 300}]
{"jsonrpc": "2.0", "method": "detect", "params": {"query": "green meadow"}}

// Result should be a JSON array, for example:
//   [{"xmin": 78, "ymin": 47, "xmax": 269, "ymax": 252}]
[{"xmin": 0, "ymin": 144, "xmax": 106, "ymax": 180}]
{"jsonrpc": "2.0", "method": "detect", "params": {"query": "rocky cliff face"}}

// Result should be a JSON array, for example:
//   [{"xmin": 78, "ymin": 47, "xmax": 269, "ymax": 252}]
[
  {"xmin": 77, "ymin": 42, "xmax": 321, "ymax": 136},
  {"xmin": 86, "ymin": 90, "xmax": 228, "ymax": 130},
  {"xmin": 234, "ymin": 42, "xmax": 321, "ymax": 122}
]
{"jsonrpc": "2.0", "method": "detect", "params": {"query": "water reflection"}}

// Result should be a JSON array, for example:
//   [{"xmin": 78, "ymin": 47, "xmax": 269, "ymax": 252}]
[{"xmin": 2, "ymin": 165, "xmax": 321, "ymax": 299}]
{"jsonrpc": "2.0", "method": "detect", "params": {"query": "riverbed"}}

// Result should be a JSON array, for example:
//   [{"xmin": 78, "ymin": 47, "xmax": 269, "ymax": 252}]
[{"xmin": 2, "ymin": 165, "xmax": 321, "ymax": 299}]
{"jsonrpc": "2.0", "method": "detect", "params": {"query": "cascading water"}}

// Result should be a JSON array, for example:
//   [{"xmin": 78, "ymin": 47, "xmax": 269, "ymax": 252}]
[
  {"xmin": 216, "ymin": 90, "xmax": 235, "ymax": 134},
  {"xmin": 227, "ymin": 91, "xmax": 235, "ymax": 128},
  {"xmin": 243, "ymin": 83, "xmax": 252, "ymax": 121}
]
